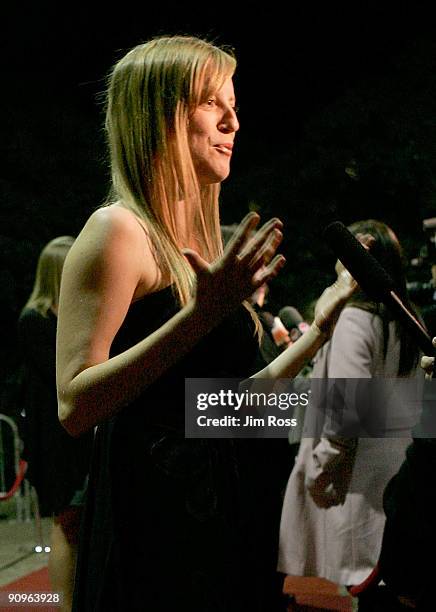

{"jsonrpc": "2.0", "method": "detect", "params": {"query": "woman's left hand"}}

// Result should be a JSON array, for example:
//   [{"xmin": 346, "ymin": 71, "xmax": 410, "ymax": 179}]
[
  {"xmin": 313, "ymin": 268, "xmax": 358, "ymax": 338},
  {"xmin": 313, "ymin": 232, "xmax": 374, "ymax": 338}
]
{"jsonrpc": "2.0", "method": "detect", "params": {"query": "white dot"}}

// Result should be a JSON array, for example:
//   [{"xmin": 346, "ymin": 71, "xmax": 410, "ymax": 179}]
[
  {"xmin": 44, "ymin": 546, "xmax": 51, "ymax": 553},
  {"xmin": 35, "ymin": 546, "xmax": 43, "ymax": 553}
]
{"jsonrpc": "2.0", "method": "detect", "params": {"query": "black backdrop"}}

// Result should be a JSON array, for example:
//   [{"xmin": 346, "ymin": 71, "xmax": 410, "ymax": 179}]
[{"xmin": 2, "ymin": 3, "xmax": 436, "ymax": 383}]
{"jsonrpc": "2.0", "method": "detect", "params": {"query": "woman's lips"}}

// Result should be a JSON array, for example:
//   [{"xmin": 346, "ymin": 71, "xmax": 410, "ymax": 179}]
[{"xmin": 213, "ymin": 143, "xmax": 233, "ymax": 156}]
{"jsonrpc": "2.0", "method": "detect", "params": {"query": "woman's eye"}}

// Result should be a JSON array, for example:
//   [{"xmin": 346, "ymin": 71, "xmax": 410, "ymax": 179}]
[{"xmin": 206, "ymin": 99, "xmax": 216, "ymax": 106}]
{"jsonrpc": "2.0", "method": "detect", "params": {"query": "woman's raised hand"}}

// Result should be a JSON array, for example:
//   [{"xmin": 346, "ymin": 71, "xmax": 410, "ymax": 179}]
[
  {"xmin": 313, "ymin": 268, "xmax": 358, "ymax": 338},
  {"xmin": 183, "ymin": 212, "xmax": 285, "ymax": 321},
  {"xmin": 313, "ymin": 232, "xmax": 375, "ymax": 338}
]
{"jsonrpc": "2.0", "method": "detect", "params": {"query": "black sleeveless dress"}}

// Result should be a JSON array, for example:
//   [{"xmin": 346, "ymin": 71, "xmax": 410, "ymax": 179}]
[{"xmin": 73, "ymin": 287, "xmax": 287, "ymax": 611}]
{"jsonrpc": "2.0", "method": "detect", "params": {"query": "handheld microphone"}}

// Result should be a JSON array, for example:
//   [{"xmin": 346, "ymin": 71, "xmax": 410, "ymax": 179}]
[
  {"xmin": 323, "ymin": 221, "xmax": 434, "ymax": 355},
  {"xmin": 271, "ymin": 317, "xmax": 291, "ymax": 347},
  {"xmin": 279, "ymin": 306, "xmax": 310, "ymax": 342}
]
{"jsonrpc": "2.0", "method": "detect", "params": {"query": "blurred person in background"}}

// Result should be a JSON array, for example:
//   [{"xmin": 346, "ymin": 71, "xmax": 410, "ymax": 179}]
[
  {"xmin": 18, "ymin": 236, "xmax": 93, "ymax": 612},
  {"xmin": 278, "ymin": 220, "xmax": 422, "ymax": 595}
]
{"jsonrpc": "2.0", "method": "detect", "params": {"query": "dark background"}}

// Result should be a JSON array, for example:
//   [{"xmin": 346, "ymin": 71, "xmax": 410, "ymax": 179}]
[{"xmin": 2, "ymin": 3, "xmax": 436, "ymax": 384}]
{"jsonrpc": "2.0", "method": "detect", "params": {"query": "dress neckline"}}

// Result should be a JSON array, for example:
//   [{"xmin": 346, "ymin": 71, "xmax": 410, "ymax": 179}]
[{"xmin": 130, "ymin": 284, "xmax": 175, "ymax": 307}]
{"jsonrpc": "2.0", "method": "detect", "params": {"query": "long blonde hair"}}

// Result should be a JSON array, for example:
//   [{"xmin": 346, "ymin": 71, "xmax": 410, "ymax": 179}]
[
  {"xmin": 105, "ymin": 35, "xmax": 236, "ymax": 306},
  {"xmin": 24, "ymin": 236, "xmax": 75, "ymax": 317}
]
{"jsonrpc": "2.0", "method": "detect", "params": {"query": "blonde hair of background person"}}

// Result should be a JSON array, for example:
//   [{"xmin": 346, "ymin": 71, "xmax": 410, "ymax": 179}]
[{"xmin": 24, "ymin": 236, "xmax": 75, "ymax": 316}]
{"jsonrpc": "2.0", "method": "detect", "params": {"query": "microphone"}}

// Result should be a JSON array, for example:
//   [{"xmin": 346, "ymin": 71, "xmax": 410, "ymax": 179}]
[
  {"xmin": 271, "ymin": 317, "xmax": 291, "ymax": 347},
  {"xmin": 323, "ymin": 221, "xmax": 434, "ymax": 355},
  {"xmin": 279, "ymin": 306, "xmax": 310, "ymax": 342}
]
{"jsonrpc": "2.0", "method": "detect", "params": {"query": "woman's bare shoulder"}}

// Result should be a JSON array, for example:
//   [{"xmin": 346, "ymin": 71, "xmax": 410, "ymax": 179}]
[
  {"xmin": 83, "ymin": 204, "xmax": 147, "ymax": 241},
  {"xmin": 66, "ymin": 204, "xmax": 160, "ymax": 295}
]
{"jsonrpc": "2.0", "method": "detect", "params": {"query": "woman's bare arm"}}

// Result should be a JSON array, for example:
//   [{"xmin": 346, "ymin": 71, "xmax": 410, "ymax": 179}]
[
  {"xmin": 251, "ymin": 268, "xmax": 358, "ymax": 380},
  {"xmin": 57, "ymin": 208, "xmax": 284, "ymax": 436}
]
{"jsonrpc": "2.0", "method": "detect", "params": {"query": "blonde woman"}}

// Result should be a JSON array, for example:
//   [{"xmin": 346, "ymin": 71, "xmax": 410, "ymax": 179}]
[
  {"xmin": 18, "ymin": 236, "xmax": 93, "ymax": 612},
  {"xmin": 56, "ymin": 36, "xmax": 356, "ymax": 611}
]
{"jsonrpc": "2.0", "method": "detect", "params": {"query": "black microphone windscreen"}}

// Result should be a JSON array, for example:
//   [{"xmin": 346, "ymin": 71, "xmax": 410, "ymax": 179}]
[
  {"xmin": 323, "ymin": 221, "xmax": 395, "ymax": 301},
  {"xmin": 323, "ymin": 221, "xmax": 434, "ymax": 355},
  {"xmin": 279, "ymin": 306, "xmax": 304, "ymax": 330}
]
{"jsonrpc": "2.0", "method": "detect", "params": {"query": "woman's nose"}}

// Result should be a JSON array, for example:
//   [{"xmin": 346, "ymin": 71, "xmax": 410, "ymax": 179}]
[{"xmin": 219, "ymin": 108, "xmax": 239, "ymax": 133}]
